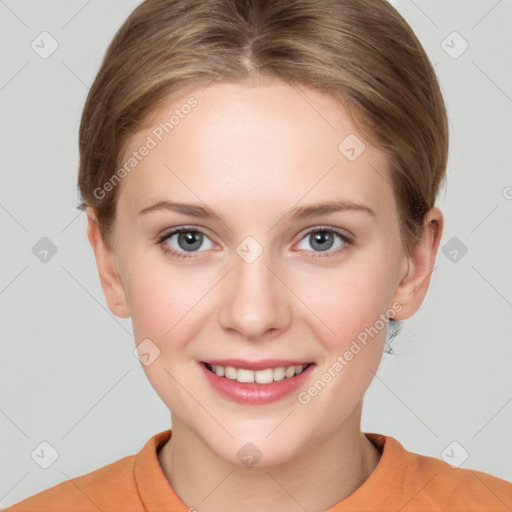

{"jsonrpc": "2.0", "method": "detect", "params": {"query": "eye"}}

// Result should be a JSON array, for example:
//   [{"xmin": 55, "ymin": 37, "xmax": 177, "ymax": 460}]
[
  {"xmin": 157, "ymin": 227, "xmax": 214, "ymax": 260},
  {"xmin": 157, "ymin": 225, "xmax": 353, "ymax": 261},
  {"xmin": 296, "ymin": 227, "xmax": 353, "ymax": 258}
]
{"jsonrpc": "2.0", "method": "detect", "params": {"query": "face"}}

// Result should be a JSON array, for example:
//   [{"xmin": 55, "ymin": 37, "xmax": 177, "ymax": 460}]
[{"xmin": 90, "ymin": 78, "xmax": 437, "ymax": 467}]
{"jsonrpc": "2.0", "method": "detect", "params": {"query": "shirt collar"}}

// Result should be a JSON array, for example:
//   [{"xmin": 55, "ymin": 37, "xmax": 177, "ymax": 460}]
[{"xmin": 133, "ymin": 429, "xmax": 406, "ymax": 511}]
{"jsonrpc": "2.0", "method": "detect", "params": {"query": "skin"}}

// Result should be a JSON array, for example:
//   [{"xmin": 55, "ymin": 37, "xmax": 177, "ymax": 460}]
[{"xmin": 87, "ymin": 78, "xmax": 443, "ymax": 512}]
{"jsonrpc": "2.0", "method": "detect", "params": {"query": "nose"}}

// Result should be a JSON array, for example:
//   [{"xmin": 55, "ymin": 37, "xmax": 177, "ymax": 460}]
[{"xmin": 218, "ymin": 245, "xmax": 293, "ymax": 342}]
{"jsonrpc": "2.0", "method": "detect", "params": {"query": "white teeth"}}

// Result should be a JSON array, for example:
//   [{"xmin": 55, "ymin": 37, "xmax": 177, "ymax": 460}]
[
  {"xmin": 224, "ymin": 366, "xmax": 237, "ymax": 380},
  {"xmin": 237, "ymin": 368, "xmax": 255, "ymax": 383},
  {"xmin": 273, "ymin": 367, "xmax": 285, "ymax": 381},
  {"xmin": 213, "ymin": 365, "xmax": 224, "ymax": 377},
  {"xmin": 206, "ymin": 363, "xmax": 309, "ymax": 383},
  {"xmin": 285, "ymin": 366, "xmax": 296, "ymax": 378},
  {"xmin": 255, "ymin": 368, "xmax": 274, "ymax": 384}
]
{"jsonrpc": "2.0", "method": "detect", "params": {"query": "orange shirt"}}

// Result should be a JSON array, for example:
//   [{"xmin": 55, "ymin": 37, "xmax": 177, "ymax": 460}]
[{"xmin": 5, "ymin": 430, "xmax": 512, "ymax": 511}]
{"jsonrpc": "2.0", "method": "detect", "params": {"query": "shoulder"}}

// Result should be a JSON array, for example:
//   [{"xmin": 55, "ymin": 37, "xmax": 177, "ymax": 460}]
[
  {"xmin": 388, "ymin": 436, "xmax": 512, "ymax": 511},
  {"xmin": 359, "ymin": 433, "xmax": 512, "ymax": 511},
  {"xmin": 3, "ymin": 430, "xmax": 174, "ymax": 512},
  {"xmin": 3, "ymin": 454, "xmax": 140, "ymax": 512},
  {"xmin": 409, "ymin": 451, "xmax": 512, "ymax": 510}
]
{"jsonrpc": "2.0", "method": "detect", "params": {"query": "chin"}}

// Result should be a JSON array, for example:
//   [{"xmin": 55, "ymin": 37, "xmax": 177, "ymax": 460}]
[{"xmin": 211, "ymin": 430, "xmax": 306, "ymax": 470}]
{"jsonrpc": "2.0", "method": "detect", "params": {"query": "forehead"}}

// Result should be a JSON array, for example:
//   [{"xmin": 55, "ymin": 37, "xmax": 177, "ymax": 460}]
[{"xmin": 117, "ymin": 80, "xmax": 394, "ymax": 223}]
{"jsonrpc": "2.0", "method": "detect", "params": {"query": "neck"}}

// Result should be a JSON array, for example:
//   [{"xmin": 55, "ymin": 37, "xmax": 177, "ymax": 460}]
[{"xmin": 158, "ymin": 403, "xmax": 381, "ymax": 512}]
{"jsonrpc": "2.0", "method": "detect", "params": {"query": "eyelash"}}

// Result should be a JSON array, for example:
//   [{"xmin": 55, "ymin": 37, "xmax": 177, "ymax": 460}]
[{"xmin": 156, "ymin": 226, "xmax": 354, "ymax": 261}]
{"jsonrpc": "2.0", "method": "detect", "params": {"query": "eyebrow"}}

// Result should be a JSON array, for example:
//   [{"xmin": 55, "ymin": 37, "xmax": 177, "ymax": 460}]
[{"xmin": 138, "ymin": 199, "xmax": 376, "ymax": 220}]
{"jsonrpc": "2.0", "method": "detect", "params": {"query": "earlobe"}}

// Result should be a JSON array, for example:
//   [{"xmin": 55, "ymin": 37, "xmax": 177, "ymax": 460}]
[
  {"xmin": 86, "ymin": 208, "xmax": 131, "ymax": 319},
  {"xmin": 391, "ymin": 207, "xmax": 444, "ymax": 320}
]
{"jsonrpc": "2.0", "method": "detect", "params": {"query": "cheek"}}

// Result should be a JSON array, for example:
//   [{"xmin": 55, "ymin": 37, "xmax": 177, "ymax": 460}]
[
  {"xmin": 291, "ymin": 264, "xmax": 393, "ymax": 425},
  {"xmin": 290, "ymin": 256, "xmax": 398, "ymax": 401},
  {"xmin": 124, "ymin": 260, "xmax": 207, "ymax": 406},
  {"xmin": 122, "ymin": 252, "xmax": 206, "ymax": 343},
  {"xmin": 126, "ymin": 274, "xmax": 171, "ymax": 343},
  {"xmin": 295, "ymin": 258, "xmax": 396, "ymax": 346}
]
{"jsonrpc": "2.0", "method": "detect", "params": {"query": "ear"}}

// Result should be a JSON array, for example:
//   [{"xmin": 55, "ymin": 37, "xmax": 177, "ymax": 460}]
[
  {"xmin": 391, "ymin": 207, "xmax": 443, "ymax": 320},
  {"xmin": 86, "ymin": 208, "xmax": 130, "ymax": 318}
]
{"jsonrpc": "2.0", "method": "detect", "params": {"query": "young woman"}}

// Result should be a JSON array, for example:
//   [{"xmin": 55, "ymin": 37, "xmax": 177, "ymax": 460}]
[{"xmin": 7, "ymin": 0, "xmax": 512, "ymax": 510}]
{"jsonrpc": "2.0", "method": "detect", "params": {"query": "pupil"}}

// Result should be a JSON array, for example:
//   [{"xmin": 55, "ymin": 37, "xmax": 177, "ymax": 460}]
[
  {"xmin": 179, "ymin": 231, "xmax": 202, "ymax": 251},
  {"xmin": 312, "ymin": 231, "xmax": 333, "ymax": 251}
]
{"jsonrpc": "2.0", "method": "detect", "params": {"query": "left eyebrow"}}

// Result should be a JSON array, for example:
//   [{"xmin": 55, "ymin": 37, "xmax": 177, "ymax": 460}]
[
  {"xmin": 137, "ymin": 199, "xmax": 376, "ymax": 219},
  {"xmin": 288, "ymin": 199, "xmax": 376, "ymax": 220}
]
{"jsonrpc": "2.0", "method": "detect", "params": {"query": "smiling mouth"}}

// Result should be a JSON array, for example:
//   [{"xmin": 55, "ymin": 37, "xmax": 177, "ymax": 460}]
[{"xmin": 203, "ymin": 362, "xmax": 312, "ymax": 384}]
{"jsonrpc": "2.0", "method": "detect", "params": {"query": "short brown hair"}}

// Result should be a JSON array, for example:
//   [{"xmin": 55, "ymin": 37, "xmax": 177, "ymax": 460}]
[{"xmin": 78, "ymin": 0, "xmax": 449, "ymax": 251}]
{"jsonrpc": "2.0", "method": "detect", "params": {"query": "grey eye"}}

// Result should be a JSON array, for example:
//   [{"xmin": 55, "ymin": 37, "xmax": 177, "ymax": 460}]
[
  {"xmin": 165, "ymin": 230, "xmax": 214, "ymax": 252},
  {"xmin": 297, "ymin": 230, "xmax": 346, "ymax": 252}
]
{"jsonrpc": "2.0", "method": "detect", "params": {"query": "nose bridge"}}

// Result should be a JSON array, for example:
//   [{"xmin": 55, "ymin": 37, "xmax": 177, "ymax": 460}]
[{"xmin": 218, "ymin": 235, "xmax": 291, "ymax": 340}]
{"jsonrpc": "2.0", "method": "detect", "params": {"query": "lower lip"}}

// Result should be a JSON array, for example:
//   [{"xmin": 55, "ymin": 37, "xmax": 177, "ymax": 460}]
[{"xmin": 199, "ymin": 362, "xmax": 315, "ymax": 405}]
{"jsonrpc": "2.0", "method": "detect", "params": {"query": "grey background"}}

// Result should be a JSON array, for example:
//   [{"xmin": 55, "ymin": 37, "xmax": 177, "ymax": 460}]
[{"xmin": 1, "ymin": 0, "xmax": 511, "ymax": 507}]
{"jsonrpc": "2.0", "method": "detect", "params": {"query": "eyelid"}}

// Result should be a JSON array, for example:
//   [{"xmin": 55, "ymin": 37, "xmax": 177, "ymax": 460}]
[
  {"xmin": 293, "ymin": 225, "xmax": 354, "ymax": 259},
  {"xmin": 156, "ymin": 225, "xmax": 211, "ymax": 241},
  {"xmin": 295, "ymin": 224, "xmax": 354, "ymax": 243},
  {"xmin": 156, "ymin": 226, "xmax": 216, "ymax": 261}
]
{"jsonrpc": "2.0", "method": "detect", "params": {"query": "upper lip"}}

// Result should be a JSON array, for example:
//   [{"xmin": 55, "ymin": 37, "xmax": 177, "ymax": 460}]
[{"xmin": 202, "ymin": 359, "xmax": 313, "ymax": 371}]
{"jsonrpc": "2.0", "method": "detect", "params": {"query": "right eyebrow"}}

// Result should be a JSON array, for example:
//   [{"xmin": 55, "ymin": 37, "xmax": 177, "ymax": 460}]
[{"xmin": 138, "ymin": 201, "xmax": 212, "ymax": 217}]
